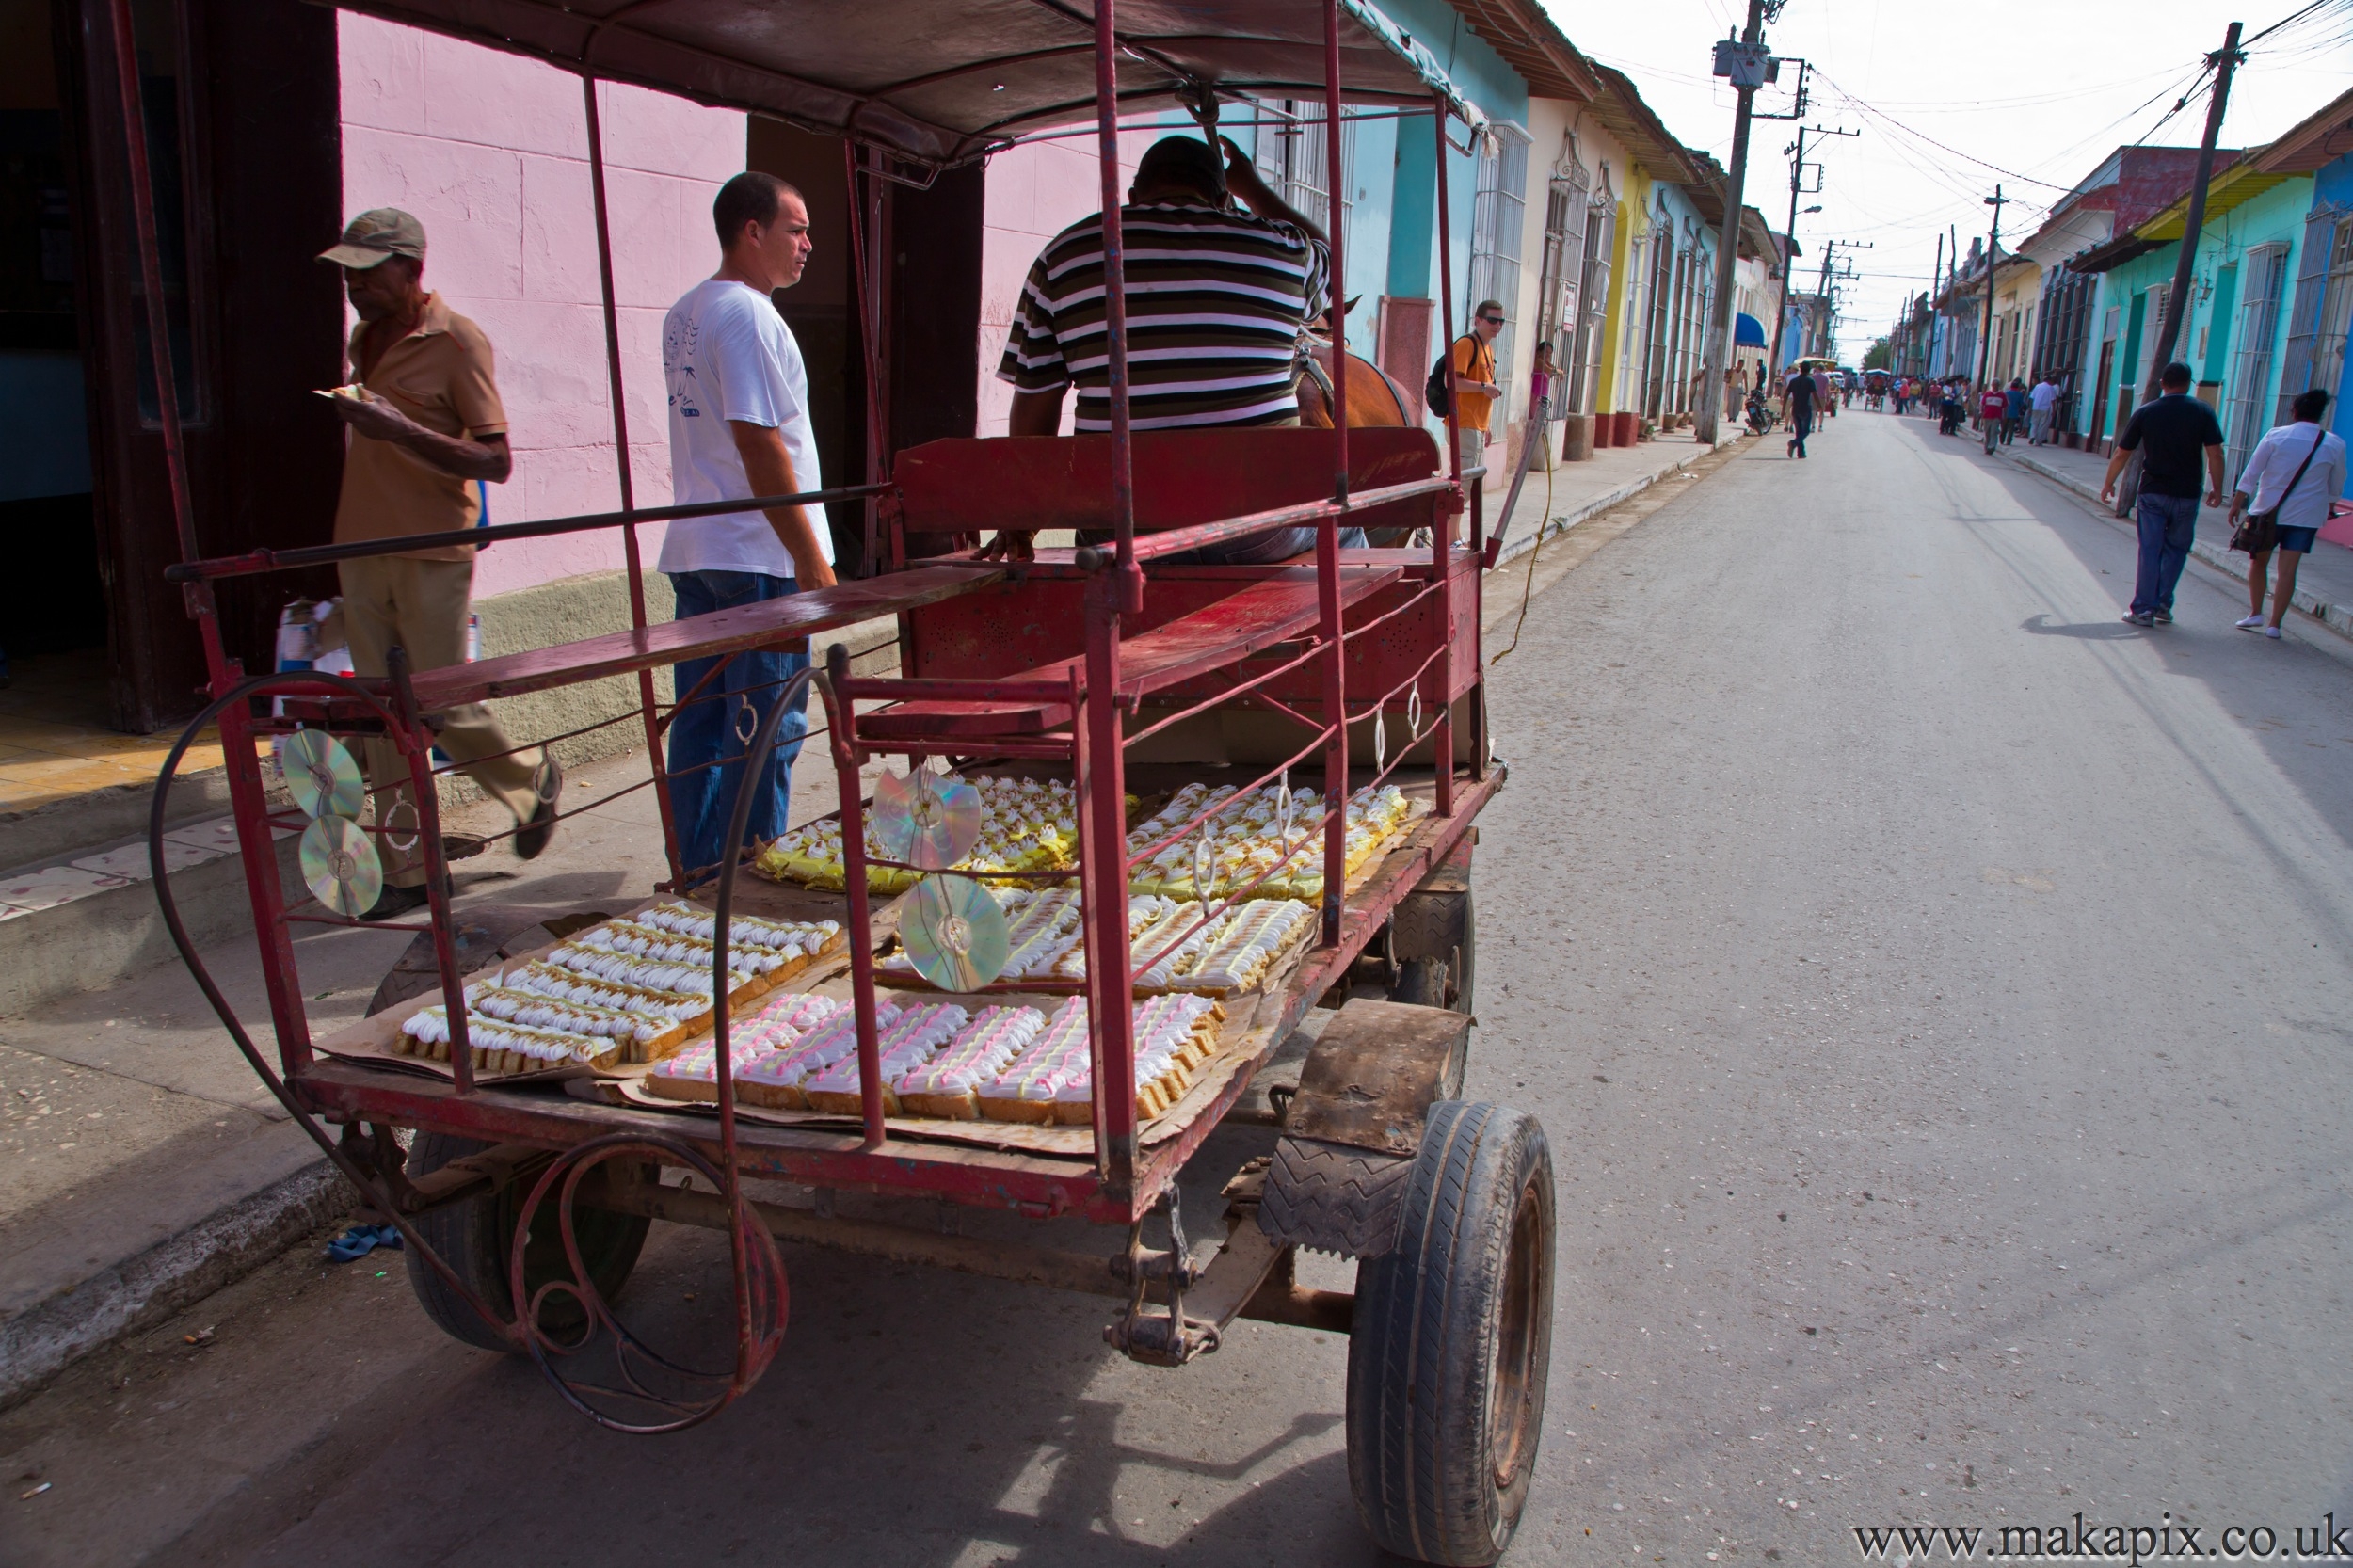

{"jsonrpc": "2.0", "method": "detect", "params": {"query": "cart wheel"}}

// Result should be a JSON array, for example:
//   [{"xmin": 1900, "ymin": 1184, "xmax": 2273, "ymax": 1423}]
[
  {"xmin": 403, "ymin": 1132, "xmax": 651, "ymax": 1353},
  {"xmin": 1345, "ymin": 1099, "xmax": 1554, "ymax": 1566},
  {"xmin": 1390, "ymin": 890, "xmax": 1475, "ymax": 1021}
]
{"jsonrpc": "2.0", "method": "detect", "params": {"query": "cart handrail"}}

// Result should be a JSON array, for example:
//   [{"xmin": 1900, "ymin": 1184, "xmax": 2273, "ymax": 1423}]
[{"xmin": 160, "ymin": 481, "xmax": 897, "ymax": 584}]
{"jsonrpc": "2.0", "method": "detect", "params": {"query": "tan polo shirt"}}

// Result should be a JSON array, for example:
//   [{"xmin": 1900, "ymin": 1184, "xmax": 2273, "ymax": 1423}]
[{"xmin": 332, "ymin": 292, "xmax": 508, "ymax": 561}]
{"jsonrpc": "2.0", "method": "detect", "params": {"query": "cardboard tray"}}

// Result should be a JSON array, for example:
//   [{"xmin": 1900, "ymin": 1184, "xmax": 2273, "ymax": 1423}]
[{"xmin": 313, "ymin": 892, "xmax": 852, "ymax": 1086}]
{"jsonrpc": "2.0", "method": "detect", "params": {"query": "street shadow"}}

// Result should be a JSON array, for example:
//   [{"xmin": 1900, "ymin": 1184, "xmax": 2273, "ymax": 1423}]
[
  {"xmin": 2017, "ymin": 614, "xmax": 2142, "ymax": 641},
  {"xmin": 1986, "ymin": 461, "xmax": 2353, "ymax": 869},
  {"xmin": 152, "ymin": 1123, "xmax": 1394, "ymax": 1568}
]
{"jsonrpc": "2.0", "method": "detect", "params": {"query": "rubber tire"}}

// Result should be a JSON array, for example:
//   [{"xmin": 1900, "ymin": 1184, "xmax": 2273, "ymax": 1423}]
[
  {"xmin": 1389, "ymin": 892, "xmax": 1476, "ymax": 1017},
  {"xmin": 403, "ymin": 1132, "xmax": 651, "ymax": 1353},
  {"xmin": 1346, "ymin": 1100, "xmax": 1556, "ymax": 1566}
]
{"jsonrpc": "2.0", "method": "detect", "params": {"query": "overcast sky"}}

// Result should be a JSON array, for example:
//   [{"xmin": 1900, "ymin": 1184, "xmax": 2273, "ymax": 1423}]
[{"xmin": 1547, "ymin": 0, "xmax": 2353, "ymax": 358}]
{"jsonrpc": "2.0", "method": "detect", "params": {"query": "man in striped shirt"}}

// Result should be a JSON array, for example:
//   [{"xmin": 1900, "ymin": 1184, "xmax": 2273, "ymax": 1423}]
[{"xmin": 989, "ymin": 134, "xmax": 1332, "ymax": 565}]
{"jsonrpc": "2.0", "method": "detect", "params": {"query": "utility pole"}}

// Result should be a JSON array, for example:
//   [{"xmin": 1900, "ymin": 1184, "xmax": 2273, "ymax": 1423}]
[
  {"xmin": 2119, "ymin": 21, "xmax": 2242, "ymax": 513},
  {"xmin": 1767, "ymin": 120, "xmax": 1857, "ymax": 380},
  {"xmin": 2139, "ymin": 21, "xmax": 2244, "ymax": 404},
  {"xmin": 1927, "ymin": 232, "xmax": 1943, "ymax": 376},
  {"xmin": 1696, "ymin": 0, "xmax": 1771, "ymax": 444},
  {"xmin": 1976, "ymin": 184, "xmax": 2008, "ymax": 400}
]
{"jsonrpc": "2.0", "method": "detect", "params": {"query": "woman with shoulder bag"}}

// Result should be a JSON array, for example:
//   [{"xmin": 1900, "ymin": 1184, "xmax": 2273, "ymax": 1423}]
[{"xmin": 2228, "ymin": 388, "xmax": 2347, "ymax": 639}]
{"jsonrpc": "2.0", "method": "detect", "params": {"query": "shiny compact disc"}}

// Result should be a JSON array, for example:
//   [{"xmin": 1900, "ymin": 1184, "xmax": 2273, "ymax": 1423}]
[
  {"xmin": 300, "ymin": 815, "xmax": 383, "ymax": 917},
  {"xmin": 282, "ymin": 729, "xmax": 364, "ymax": 820},
  {"xmin": 901, "ymin": 875, "xmax": 1008, "ymax": 991},
  {"xmin": 873, "ymin": 767, "xmax": 983, "ymax": 871}
]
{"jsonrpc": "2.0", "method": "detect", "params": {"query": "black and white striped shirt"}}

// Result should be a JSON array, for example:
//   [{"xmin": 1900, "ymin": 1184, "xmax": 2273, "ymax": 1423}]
[{"xmin": 997, "ymin": 200, "xmax": 1331, "ymax": 431}]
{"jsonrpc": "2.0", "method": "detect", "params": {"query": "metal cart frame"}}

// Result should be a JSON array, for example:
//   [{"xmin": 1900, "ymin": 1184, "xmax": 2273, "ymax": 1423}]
[{"xmin": 118, "ymin": 1, "xmax": 1554, "ymax": 1559}]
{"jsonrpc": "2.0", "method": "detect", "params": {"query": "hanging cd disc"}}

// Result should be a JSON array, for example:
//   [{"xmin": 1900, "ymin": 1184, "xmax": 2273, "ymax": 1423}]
[
  {"xmin": 901, "ymin": 875, "xmax": 1009, "ymax": 991},
  {"xmin": 1193, "ymin": 827, "xmax": 1218, "ymax": 901},
  {"xmin": 1372, "ymin": 708, "xmax": 1387, "ymax": 772},
  {"xmin": 872, "ymin": 767, "xmax": 984, "ymax": 870},
  {"xmin": 300, "ymin": 815, "xmax": 383, "ymax": 917},
  {"xmin": 282, "ymin": 729, "xmax": 364, "ymax": 820}
]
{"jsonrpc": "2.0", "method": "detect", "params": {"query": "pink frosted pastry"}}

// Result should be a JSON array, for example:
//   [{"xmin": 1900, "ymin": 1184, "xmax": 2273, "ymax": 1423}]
[
  {"xmin": 897, "ymin": 1005, "xmax": 1048, "ymax": 1119},
  {"xmin": 800, "ymin": 1002, "xmax": 968, "ymax": 1116}
]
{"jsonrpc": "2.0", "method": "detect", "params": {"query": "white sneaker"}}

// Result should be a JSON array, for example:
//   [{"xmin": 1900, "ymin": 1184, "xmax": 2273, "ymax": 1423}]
[
  {"xmin": 2236, "ymin": 615, "xmax": 2265, "ymax": 630},
  {"xmin": 2264, "ymin": 626, "xmax": 2283, "ymax": 639}
]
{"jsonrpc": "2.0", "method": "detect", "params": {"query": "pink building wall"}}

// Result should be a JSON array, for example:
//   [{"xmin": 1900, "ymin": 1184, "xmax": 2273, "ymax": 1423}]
[
  {"xmin": 341, "ymin": 16, "xmax": 1166, "ymax": 583},
  {"xmin": 337, "ymin": 17, "xmax": 745, "ymax": 598}
]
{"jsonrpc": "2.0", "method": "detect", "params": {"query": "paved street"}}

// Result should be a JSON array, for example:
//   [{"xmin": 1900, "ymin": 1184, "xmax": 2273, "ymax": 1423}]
[{"xmin": 7, "ymin": 409, "xmax": 2353, "ymax": 1566}]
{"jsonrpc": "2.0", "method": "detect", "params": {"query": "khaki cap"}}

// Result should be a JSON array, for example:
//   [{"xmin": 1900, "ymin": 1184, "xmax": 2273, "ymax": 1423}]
[{"xmin": 319, "ymin": 208, "xmax": 426, "ymax": 269}]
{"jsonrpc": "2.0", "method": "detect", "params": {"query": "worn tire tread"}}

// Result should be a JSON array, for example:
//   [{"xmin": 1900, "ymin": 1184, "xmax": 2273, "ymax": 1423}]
[{"xmin": 1345, "ymin": 1100, "xmax": 1556, "ymax": 1565}]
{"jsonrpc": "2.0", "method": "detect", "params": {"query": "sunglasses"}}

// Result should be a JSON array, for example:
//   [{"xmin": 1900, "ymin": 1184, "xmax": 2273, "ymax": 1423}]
[{"xmin": 1477, "ymin": 314, "xmax": 1504, "ymax": 326}]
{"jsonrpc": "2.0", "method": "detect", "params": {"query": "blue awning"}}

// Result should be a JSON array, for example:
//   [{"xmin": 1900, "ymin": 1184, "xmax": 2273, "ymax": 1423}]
[{"xmin": 1735, "ymin": 312, "xmax": 1768, "ymax": 347}]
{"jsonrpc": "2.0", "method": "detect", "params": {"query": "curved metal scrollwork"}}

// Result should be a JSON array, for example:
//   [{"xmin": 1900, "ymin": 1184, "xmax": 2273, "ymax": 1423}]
[{"xmin": 506, "ymin": 1131, "xmax": 789, "ymax": 1432}]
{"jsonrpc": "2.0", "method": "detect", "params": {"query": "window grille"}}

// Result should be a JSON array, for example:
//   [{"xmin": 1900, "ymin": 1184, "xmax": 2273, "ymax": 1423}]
[
  {"xmin": 2279, "ymin": 209, "xmax": 2352, "ymax": 424},
  {"xmin": 1532, "ymin": 151, "xmax": 1590, "ymax": 419},
  {"xmin": 1467, "ymin": 122, "xmax": 1531, "ymax": 399},
  {"xmin": 1570, "ymin": 185, "xmax": 1614, "ymax": 415},
  {"xmin": 2225, "ymin": 244, "xmax": 2290, "ymax": 484},
  {"xmin": 1252, "ymin": 102, "xmax": 1356, "ymax": 263}
]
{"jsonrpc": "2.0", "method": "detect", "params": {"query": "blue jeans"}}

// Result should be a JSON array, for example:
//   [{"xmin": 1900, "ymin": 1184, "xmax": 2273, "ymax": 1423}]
[
  {"xmin": 1790, "ymin": 408, "xmax": 1814, "ymax": 456},
  {"xmin": 2131, "ymin": 494, "xmax": 2201, "ymax": 616},
  {"xmin": 665, "ymin": 570, "xmax": 811, "ymax": 885}
]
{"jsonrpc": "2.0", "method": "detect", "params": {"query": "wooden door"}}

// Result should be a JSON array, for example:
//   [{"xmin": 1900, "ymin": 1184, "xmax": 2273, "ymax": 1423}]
[
  {"xmin": 56, "ymin": 0, "xmax": 342, "ymax": 730},
  {"xmin": 2087, "ymin": 339, "xmax": 2114, "ymax": 455}
]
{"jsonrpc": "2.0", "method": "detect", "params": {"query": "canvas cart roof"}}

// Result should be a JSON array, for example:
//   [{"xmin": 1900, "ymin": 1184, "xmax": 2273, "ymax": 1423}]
[{"xmin": 320, "ymin": 0, "xmax": 1490, "ymax": 168}]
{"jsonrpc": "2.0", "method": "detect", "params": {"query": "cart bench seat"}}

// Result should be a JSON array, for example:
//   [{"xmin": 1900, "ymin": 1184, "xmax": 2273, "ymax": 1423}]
[
  {"xmin": 399, "ymin": 564, "xmax": 1004, "ymax": 711},
  {"xmin": 859, "ymin": 562, "xmax": 1402, "ymax": 740}
]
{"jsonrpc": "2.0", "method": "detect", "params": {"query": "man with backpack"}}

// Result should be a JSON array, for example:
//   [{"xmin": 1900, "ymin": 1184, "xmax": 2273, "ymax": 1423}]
[{"xmin": 1430, "ymin": 301, "xmax": 1505, "ymax": 480}]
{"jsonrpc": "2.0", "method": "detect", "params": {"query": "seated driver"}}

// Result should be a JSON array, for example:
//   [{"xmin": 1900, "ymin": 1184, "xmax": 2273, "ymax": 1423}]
[{"xmin": 987, "ymin": 134, "xmax": 1336, "ymax": 565}]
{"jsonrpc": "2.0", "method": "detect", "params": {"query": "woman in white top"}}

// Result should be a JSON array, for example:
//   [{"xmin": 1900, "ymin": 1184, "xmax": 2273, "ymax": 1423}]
[{"xmin": 2227, "ymin": 388, "xmax": 2347, "ymax": 639}]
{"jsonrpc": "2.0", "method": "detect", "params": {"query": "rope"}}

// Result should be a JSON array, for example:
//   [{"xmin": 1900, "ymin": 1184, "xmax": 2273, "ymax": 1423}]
[{"xmin": 1489, "ymin": 423, "xmax": 1558, "ymax": 664}]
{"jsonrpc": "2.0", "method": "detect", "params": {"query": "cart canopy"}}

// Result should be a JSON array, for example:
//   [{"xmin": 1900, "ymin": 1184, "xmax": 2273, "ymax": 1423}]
[{"xmin": 320, "ymin": 0, "xmax": 1491, "ymax": 168}]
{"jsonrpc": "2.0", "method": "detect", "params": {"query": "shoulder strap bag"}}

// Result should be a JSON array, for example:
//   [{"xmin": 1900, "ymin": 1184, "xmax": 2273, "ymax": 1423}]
[{"xmin": 2231, "ymin": 427, "xmax": 2326, "ymax": 555}]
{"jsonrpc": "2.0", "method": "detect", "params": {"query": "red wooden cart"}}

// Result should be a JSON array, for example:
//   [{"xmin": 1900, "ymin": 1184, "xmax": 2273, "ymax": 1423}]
[{"xmin": 121, "ymin": 0, "xmax": 1554, "ymax": 1560}]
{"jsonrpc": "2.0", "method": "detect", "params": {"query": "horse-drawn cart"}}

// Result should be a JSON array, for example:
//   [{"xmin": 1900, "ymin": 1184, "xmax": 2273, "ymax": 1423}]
[{"xmin": 122, "ymin": 1, "xmax": 1555, "ymax": 1560}]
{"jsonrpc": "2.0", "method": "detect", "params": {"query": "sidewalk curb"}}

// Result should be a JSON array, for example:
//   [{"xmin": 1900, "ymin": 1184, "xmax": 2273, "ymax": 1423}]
[
  {"xmin": 0, "ymin": 1147, "xmax": 349, "ymax": 1411},
  {"xmin": 1491, "ymin": 434, "xmax": 1744, "ymax": 570},
  {"xmin": 2004, "ymin": 449, "xmax": 2353, "ymax": 641}
]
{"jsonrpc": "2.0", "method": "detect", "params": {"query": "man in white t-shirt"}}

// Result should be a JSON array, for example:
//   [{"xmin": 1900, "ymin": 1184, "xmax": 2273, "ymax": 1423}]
[
  {"xmin": 659, "ymin": 171, "xmax": 838, "ymax": 883},
  {"xmin": 2027, "ymin": 373, "xmax": 2060, "ymax": 446}
]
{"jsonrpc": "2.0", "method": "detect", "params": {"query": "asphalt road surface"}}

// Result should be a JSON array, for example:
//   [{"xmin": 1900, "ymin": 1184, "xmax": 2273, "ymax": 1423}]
[{"xmin": 8, "ymin": 409, "xmax": 2353, "ymax": 1567}]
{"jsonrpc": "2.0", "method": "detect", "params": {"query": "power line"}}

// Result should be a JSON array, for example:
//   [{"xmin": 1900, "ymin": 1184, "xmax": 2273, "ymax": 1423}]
[{"xmin": 1813, "ymin": 72, "xmax": 2075, "ymax": 191}]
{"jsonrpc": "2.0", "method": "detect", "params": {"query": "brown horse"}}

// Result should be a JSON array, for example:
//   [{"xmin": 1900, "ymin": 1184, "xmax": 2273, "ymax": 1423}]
[
  {"xmin": 1294, "ymin": 342, "xmax": 1417, "ymax": 429},
  {"xmin": 1295, "ymin": 335, "xmax": 1423, "ymax": 546}
]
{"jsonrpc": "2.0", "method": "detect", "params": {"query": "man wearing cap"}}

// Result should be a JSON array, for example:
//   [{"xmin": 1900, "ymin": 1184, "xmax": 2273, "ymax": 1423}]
[{"xmin": 319, "ymin": 208, "xmax": 558, "ymax": 920}]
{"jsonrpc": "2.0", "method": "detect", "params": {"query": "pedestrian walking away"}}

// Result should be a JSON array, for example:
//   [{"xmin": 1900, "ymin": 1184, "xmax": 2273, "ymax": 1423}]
[
  {"xmin": 660, "ymin": 171, "xmax": 840, "ymax": 887},
  {"xmin": 1978, "ymin": 382, "xmax": 2007, "ymax": 455},
  {"xmin": 2028, "ymin": 372, "xmax": 2059, "ymax": 445},
  {"xmin": 315, "ymin": 207, "xmax": 560, "ymax": 921},
  {"xmin": 2101, "ymin": 362, "xmax": 2225, "ymax": 627},
  {"xmin": 1939, "ymin": 378, "xmax": 1964, "ymax": 436},
  {"xmin": 2003, "ymin": 378, "xmax": 2027, "ymax": 444},
  {"xmin": 1782, "ymin": 364, "xmax": 1818, "ymax": 458},
  {"xmin": 2227, "ymin": 388, "xmax": 2347, "ymax": 639}
]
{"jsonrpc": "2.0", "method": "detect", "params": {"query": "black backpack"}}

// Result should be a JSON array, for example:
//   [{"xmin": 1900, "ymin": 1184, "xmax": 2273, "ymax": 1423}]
[{"xmin": 1426, "ymin": 334, "xmax": 1476, "ymax": 418}]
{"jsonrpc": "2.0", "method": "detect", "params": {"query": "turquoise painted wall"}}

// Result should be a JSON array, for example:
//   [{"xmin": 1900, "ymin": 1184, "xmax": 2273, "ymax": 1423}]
[
  {"xmin": 2095, "ymin": 173, "xmax": 2315, "ymax": 442},
  {"xmin": 1369, "ymin": 0, "xmax": 1529, "ymax": 330}
]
